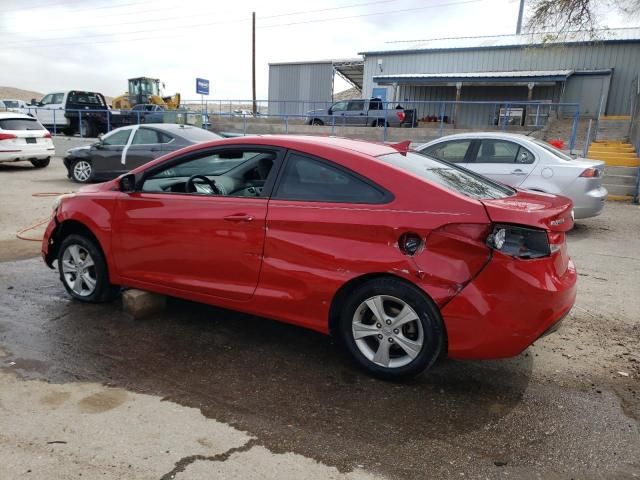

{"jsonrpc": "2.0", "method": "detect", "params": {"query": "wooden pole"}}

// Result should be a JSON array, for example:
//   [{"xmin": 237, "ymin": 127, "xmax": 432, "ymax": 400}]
[{"xmin": 252, "ymin": 11, "xmax": 257, "ymax": 115}]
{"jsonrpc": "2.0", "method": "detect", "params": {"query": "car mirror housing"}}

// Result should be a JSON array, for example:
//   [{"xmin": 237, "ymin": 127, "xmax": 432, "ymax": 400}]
[{"xmin": 119, "ymin": 174, "xmax": 136, "ymax": 193}]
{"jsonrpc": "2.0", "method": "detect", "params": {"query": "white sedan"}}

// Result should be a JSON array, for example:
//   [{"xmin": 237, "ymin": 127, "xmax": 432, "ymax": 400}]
[
  {"xmin": 0, "ymin": 112, "xmax": 55, "ymax": 168},
  {"xmin": 417, "ymin": 132, "xmax": 607, "ymax": 219}
]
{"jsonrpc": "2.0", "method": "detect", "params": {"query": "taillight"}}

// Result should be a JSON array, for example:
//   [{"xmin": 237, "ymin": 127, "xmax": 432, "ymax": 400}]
[
  {"xmin": 43, "ymin": 132, "xmax": 52, "ymax": 138},
  {"xmin": 547, "ymin": 231, "xmax": 565, "ymax": 254},
  {"xmin": 580, "ymin": 167, "xmax": 601, "ymax": 178},
  {"xmin": 395, "ymin": 111, "xmax": 405, "ymax": 122},
  {"xmin": 0, "ymin": 133, "xmax": 17, "ymax": 141},
  {"xmin": 486, "ymin": 224, "xmax": 551, "ymax": 259}
]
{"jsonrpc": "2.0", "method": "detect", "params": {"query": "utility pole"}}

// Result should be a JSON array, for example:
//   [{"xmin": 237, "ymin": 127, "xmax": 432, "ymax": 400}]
[
  {"xmin": 516, "ymin": 0, "xmax": 525, "ymax": 34},
  {"xmin": 252, "ymin": 11, "xmax": 257, "ymax": 115}
]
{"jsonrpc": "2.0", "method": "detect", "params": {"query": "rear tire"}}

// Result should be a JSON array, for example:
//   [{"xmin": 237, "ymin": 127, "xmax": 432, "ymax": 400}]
[
  {"xmin": 81, "ymin": 119, "xmax": 95, "ymax": 137},
  {"xmin": 31, "ymin": 158, "xmax": 50, "ymax": 168},
  {"xmin": 310, "ymin": 119, "xmax": 324, "ymax": 126},
  {"xmin": 372, "ymin": 119, "xmax": 387, "ymax": 127},
  {"xmin": 70, "ymin": 159, "xmax": 93, "ymax": 183},
  {"xmin": 338, "ymin": 277, "xmax": 444, "ymax": 380},
  {"xmin": 57, "ymin": 234, "xmax": 118, "ymax": 303}
]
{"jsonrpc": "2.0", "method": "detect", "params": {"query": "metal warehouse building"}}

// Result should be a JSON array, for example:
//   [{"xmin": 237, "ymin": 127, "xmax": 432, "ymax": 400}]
[{"xmin": 268, "ymin": 28, "xmax": 640, "ymax": 127}]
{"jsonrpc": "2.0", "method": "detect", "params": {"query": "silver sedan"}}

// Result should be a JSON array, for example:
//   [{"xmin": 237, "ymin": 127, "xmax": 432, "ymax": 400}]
[{"xmin": 417, "ymin": 132, "xmax": 607, "ymax": 219}]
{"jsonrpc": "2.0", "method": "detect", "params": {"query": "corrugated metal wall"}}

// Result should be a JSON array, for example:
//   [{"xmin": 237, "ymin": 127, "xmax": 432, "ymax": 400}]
[
  {"xmin": 268, "ymin": 63, "xmax": 334, "ymax": 116},
  {"xmin": 363, "ymin": 42, "xmax": 640, "ymax": 116}
]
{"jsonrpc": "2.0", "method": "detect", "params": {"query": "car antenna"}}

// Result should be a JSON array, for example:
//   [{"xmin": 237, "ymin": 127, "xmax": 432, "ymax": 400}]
[{"xmin": 389, "ymin": 140, "xmax": 411, "ymax": 154}]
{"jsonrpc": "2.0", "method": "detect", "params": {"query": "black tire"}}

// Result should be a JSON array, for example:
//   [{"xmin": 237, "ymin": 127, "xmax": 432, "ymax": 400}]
[
  {"xmin": 81, "ymin": 119, "xmax": 94, "ymax": 138},
  {"xmin": 338, "ymin": 277, "xmax": 444, "ymax": 380},
  {"xmin": 57, "ymin": 234, "xmax": 119, "ymax": 303},
  {"xmin": 31, "ymin": 158, "xmax": 50, "ymax": 168},
  {"xmin": 310, "ymin": 119, "xmax": 324, "ymax": 126},
  {"xmin": 70, "ymin": 158, "xmax": 93, "ymax": 183},
  {"xmin": 372, "ymin": 119, "xmax": 387, "ymax": 127},
  {"xmin": 62, "ymin": 127, "xmax": 75, "ymax": 136}
]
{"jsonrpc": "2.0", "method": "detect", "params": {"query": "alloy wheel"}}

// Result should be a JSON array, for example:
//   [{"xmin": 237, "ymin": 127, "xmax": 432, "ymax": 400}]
[
  {"xmin": 61, "ymin": 244, "xmax": 97, "ymax": 297},
  {"xmin": 73, "ymin": 161, "xmax": 92, "ymax": 182},
  {"xmin": 351, "ymin": 295, "xmax": 424, "ymax": 368}
]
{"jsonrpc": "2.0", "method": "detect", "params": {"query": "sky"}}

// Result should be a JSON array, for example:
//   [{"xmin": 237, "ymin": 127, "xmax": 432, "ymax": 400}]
[{"xmin": 0, "ymin": 0, "xmax": 632, "ymax": 102}]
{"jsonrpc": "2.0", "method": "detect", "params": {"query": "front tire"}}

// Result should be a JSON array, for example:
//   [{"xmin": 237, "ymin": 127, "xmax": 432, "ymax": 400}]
[
  {"xmin": 310, "ymin": 119, "xmax": 324, "ymax": 126},
  {"xmin": 70, "ymin": 158, "xmax": 93, "ymax": 183},
  {"xmin": 338, "ymin": 278, "xmax": 444, "ymax": 380},
  {"xmin": 31, "ymin": 158, "xmax": 50, "ymax": 168},
  {"xmin": 81, "ymin": 119, "xmax": 95, "ymax": 137},
  {"xmin": 58, "ymin": 234, "xmax": 118, "ymax": 303}
]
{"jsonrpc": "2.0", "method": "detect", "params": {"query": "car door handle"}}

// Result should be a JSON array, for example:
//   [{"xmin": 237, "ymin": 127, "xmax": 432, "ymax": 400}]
[
  {"xmin": 510, "ymin": 169, "xmax": 527, "ymax": 175},
  {"xmin": 224, "ymin": 214, "xmax": 254, "ymax": 223}
]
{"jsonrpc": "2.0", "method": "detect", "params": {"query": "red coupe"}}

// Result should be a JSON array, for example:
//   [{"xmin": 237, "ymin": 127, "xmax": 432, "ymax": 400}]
[{"xmin": 42, "ymin": 135, "xmax": 576, "ymax": 379}]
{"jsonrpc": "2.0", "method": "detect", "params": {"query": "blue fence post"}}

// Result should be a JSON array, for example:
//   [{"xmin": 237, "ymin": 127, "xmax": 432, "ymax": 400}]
[
  {"xmin": 107, "ymin": 110, "xmax": 111, "ymax": 133},
  {"xmin": 331, "ymin": 115, "xmax": 335, "ymax": 136},
  {"xmin": 569, "ymin": 106, "xmax": 580, "ymax": 152},
  {"xmin": 79, "ymin": 110, "xmax": 83, "ymax": 138},
  {"xmin": 439, "ymin": 102, "xmax": 445, "ymax": 136},
  {"xmin": 137, "ymin": 111, "xmax": 140, "ymax": 126},
  {"xmin": 502, "ymin": 103, "xmax": 510, "ymax": 130},
  {"xmin": 285, "ymin": 115, "xmax": 289, "ymax": 134},
  {"xmin": 243, "ymin": 114, "xmax": 247, "ymax": 135},
  {"xmin": 53, "ymin": 109, "xmax": 57, "ymax": 136}
]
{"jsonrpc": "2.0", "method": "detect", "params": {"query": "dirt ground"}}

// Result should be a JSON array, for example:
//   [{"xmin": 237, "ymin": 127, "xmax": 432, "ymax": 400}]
[{"xmin": 0, "ymin": 141, "xmax": 639, "ymax": 479}]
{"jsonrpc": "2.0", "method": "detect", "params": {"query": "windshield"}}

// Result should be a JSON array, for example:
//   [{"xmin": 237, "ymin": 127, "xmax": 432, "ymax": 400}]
[
  {"xmin": 532, "ymin": 139, "xmax": 573, "ymax": 161},
  {"xmin": 3, "ymin": 101, "xmax": 20, "ymax": 108},
  {"xmin": 378, "ymin": 151, "xmax": 514, "ymax": 200}
]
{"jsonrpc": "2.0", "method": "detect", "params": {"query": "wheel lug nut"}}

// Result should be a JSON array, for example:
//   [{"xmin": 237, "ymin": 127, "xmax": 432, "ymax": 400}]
[
  {"xmin": 388, "ymin": 338, "xmax": 394, "ymax": 343},
  {"xmin": 393, "ymin": 329, "xmax": 399, "ymax": 334},
  {"xmin": 377, "ymin": 334, "xmax": 383, "ymax": 340},
  {"xmin": 386, "ymin": 320, "xmax": 392, "ymax": 325},
  {"xmin": 376, "ymin": 323, "xmax": 382, "ymax": 328}
]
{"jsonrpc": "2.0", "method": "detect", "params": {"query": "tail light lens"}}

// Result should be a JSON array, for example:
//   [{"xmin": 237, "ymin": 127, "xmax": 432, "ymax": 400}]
[
  {"xmin": 580, "ymin": 167, "xmax": 601, "ymax": 178},
  {"xmin": 395, "ymin": 111, "xmax": 405, "ymax": 122},
  {"xmin": 486, "ymin": 224, "xmax": 552, "ymax": 259},
  {"xmin": 547, "ymin": 231, "xmax": 565, "ymax": 254},
  {"xmin": 0, "ymin": 133, "xmax": 17, "ymax": 141},
  {"xmin": 43, "ymin": 132, "xmax": 52, "ymax": 138}
]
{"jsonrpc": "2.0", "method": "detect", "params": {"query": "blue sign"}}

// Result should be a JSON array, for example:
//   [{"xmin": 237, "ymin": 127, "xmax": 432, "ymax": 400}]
[{"xmin": 196, "ymin": 78, "xmax": 210, "ymax": 95}]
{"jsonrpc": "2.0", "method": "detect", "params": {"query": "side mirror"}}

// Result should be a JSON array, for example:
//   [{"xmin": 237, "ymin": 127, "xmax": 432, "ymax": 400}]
[
  {"xmin": 328, "ymin": 108, "xmax": 333, "ymax": 115},
  {"xmin": 119, "ymin": 174, "xmax": 136, "ymax": 193},
  {"xmin": 30, "ymin": 98, "xmax": 37, "ymax": 105}
]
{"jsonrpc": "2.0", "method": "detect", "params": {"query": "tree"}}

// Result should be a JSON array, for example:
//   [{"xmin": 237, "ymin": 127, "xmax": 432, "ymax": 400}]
[{"xmin": 526, "ymin": 0, "xmax": 640, "ymax": 34}]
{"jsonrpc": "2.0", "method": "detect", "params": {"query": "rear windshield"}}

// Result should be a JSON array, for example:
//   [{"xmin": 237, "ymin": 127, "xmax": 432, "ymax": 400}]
[
  {"xmin": 0, "ymin": 118, "xmax": 45, "ymax": 131},
  {"xmin": 378, "ymin": 151, "xmax": 514, "ymax": 200},
  {"xmin": 67, "ymin": 92, "xmax": 106, "ymax": 106},
  {"xmin": 176, "ymin": 127, "xmax": 222, "ymax": 142},
  {"xmin": 532, "ymin": 139, "xmax": 573, "ymax": 161}
]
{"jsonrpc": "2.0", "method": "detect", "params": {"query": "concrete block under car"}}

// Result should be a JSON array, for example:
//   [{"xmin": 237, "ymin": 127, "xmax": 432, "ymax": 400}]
[{"xmin": 122, "ymin": 289, "xmax": 166, "ymax": 319}]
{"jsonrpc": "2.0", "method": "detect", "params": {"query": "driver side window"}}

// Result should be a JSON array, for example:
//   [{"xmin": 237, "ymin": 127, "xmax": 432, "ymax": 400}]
[{"xmin": 141, "ymin": 148, "xmax": 278, "ymax": 197}]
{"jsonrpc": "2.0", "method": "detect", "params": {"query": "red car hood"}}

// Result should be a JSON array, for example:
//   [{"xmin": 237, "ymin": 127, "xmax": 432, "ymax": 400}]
[{"xmin": 481, "ymin": 189, "xmax": 574, "ymax": 232}]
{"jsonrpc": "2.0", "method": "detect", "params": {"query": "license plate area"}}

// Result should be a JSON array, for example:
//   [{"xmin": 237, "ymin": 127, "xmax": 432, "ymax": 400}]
[{"xmin": 26, "ymin": 137, "xmax": 36, "ymax": 144}]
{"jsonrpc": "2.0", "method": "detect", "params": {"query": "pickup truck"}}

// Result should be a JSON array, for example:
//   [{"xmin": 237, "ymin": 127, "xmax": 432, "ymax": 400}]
[
  {"xmin": 305, "ymin": 98, "xmax": 416, "ymax": 127},
  {"xmin": 28, "ymin": 91, "xmax": 112, "ymax": 137}
]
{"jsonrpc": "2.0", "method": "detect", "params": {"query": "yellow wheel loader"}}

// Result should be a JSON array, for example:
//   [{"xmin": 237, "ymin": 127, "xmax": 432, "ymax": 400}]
[{"xmin": 112, "ymin": 77, "xmax": 181, "ymax": 110}]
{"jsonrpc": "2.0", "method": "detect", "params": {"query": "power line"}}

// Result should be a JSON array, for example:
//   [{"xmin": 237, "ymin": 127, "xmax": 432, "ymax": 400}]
[
  {"xmin": 260, "ymin": 0, "xmax": 483, "ymax": 28},
  {"xmin": 1, "ymin": 0, "xmax": 398, "ymax": 36},
  {"xmin": 2, "ymin": 0, "xmax": 159, "ymax": 14},
  {"xmin": 0, "ymin": 0, "xmax": 486, "ymax": 51}
]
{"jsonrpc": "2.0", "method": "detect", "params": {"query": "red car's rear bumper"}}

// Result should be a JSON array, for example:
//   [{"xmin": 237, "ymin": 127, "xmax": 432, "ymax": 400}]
[{"xmin": 441, "ymin": 253, "xmax": 577, "ymax": 360}]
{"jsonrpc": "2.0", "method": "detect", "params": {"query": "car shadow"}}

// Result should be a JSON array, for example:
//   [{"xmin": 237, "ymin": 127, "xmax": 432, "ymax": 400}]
[{"xmin": 0, "ymin": 259, "xmax": 534, "ymax": 474}]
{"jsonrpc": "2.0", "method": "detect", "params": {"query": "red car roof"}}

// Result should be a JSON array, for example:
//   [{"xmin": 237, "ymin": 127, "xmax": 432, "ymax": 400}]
[{"xmin": 209, "ymin": 135, "xmax": 400, "ymax": 158}]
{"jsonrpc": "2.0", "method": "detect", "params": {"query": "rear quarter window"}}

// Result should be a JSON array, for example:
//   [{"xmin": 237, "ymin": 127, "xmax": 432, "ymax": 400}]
[
  {"xmin": 0, "ymin": 118, "xmax": 45, "ymax": 130},
  {"xmin": 378, "ymin": 151, "xmax": 514, "ymax": 200}
]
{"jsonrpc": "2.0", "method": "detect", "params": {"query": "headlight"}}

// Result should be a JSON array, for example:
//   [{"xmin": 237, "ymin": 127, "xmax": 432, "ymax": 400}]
[
  {"xmin": 487, "ymin": 224, "xmax": 550, "ymax": 259},
  {"xmin": 52, "ymin": 193, "xmax": 75, "ymax": 212}
]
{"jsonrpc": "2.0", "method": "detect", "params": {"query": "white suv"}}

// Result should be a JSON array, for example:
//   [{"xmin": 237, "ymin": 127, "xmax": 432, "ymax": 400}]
[{"xmin": 0, "ymin": 112, "xmax": 55, "ymax": 168}]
